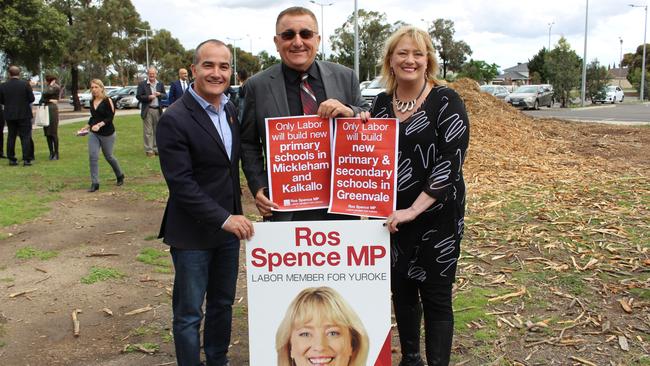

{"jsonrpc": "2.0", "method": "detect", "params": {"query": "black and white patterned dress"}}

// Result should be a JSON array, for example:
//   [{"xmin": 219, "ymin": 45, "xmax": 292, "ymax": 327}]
[{"xmin": 370, "ymin": 85, "xmax": 469, "ymax": 284}]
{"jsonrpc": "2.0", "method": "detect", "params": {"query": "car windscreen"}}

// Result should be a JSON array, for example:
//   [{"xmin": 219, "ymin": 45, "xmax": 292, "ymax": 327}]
[
  {"xmin": 367, "ymin": 78, "xmax": 384, "ymax": 88},
  {"xmin": 514, "ymin": 86, "xmax": 538, "ymax": 93}
]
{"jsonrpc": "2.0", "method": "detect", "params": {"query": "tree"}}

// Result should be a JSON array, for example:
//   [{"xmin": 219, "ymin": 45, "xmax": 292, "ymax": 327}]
[
  {"xmin": 98, "ymin": 0, "xmax": 146, "ymax": 86},
  {"xmin": 0, "ymin": 0, "xmax": 69, "ymax": 73},
  {"xmin": 586, "ymin": 60, "xmax": 611, "ymax": 102},
  {"xmin": 427, "ymin": 19, "xmax": 472, "ymax": 79},
  {"xmin": 257, "ymin": 50, "xmax": 280, "ymax": 71},
  {"xmin": 50, "ymin": 0, "xmax": 102, "ymax": 110},
  {"xmin": 528, "ymin": 48, "xmax": 550, "ymax": 84},
  {"xmin": 623, "ymin": 44, "xmax": 650, "ymax": 99},
  {"xmin": 545, "ymin": 37, "xmax": 582, "ymax": 107},
  {"xmin": 458, "ymin": 59, "xmax": 499, "ymax": 84},
  {"xmin": 135, "ymin": 29, "xmax": 188, "ymax": 83},
  {"xmin": 329, "ymin": 9, "xmax": 392, "ymax": 81}
]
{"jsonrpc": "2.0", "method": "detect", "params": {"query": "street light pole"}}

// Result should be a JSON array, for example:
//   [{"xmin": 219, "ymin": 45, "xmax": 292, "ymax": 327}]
[
  {"xmin": 548, "ymin": 22, "xmax": 554, "ymax": 50},
  {"xmin": 136, "ymin": 27, "xmax": 150, "ymax": 69},
  {"xmin": 630, "ymin": 4, "xmax": 648, "ymax": 100},
  {"xmin": 354, "ymin": 0, "xmax": 359, "ymax": 77},
  {"xmin": 310, "ymin": 0, "xmax": 334, "ymax": 60},
  {"xmin": 580, "ymin": 0, "xmax": 589, "ymax": 107},
  {"xmin": 619, "ymin": 37, "xmax": 624, "ymax": 67},
  {"xmin": 227, "ymin": 37, "xmax": 242, "ymax": 85}
]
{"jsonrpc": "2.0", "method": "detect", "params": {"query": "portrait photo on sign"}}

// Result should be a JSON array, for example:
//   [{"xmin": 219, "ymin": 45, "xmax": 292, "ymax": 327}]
[{"xmin": 276, "ymin": 286, "xmax": 369, "ymax": 366}]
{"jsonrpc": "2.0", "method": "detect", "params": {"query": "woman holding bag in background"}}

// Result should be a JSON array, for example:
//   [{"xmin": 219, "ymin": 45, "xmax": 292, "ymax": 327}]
[
  {"xmin": 39, "ymin": 75, "xmax": 60, "ymax": 160},
  {"xmin": 78, "ymin": 79, "xmax": 124, "ymax": 192}
]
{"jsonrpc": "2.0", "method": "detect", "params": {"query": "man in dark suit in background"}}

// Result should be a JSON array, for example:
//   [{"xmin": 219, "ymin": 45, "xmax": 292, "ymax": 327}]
[
  {"xmin": 0, "ymin": 65, "xmax": 35, "ymax": 166},
  {"xmin": 167, "ymin": 68, "xmax": 189, "ymax": 106},
  {"xmin": 241, "ymin": 6, "xmax": 369, "ymax": 221},
  {"xmin": 136, "ymin": 67, "xmax": 166, "ymax": 157},
  {"xmin": 0, "ymin": 104, "xmax": 5, "ymax": 158},
  {"xmin": 156, "ymin": 39, "xmax": 253, "ymax": 366}
]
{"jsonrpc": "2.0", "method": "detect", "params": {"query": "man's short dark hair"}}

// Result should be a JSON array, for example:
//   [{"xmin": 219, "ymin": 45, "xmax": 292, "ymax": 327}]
[
  {"xmin": 275, "ymin": 6, "xmax": 318, "ymax": 31},
  {"xmin": 8, "ymin": 65, "xmax": 20, "ymax": 77},
  {"xmin": 193, "ymin": 39, "xmax": 231, "ymax": 65},
  {"xmin": 237, "ymin": 69, "xmax": 248, "ymax": 81}
]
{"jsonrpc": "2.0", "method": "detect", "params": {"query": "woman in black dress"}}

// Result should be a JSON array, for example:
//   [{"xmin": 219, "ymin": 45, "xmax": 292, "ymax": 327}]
[
  {"xmin": 368, "ymin": 26, "xmax": 469, "ymax": 366},
  {"xmin": 79, "ymin": 79, "xmax": 124, "ymax": 192},
  {"xmin": 39, "ymin": 75, "xmax": 60, "ymax": 160}
]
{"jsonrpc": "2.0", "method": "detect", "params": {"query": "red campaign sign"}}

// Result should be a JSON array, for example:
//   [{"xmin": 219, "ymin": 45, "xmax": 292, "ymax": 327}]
[
  {"xmin": 265, "ymin": 115, "xmax": 332, "ymax": 211},
  {"xmin": 329, "ymin": 118, "xmax": 398, "ymax": 218}
]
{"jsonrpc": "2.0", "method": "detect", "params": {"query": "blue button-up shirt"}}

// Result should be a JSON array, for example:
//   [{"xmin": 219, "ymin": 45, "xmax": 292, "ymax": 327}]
[{"xmin": 187, "ymin": 84, "xmax": 232, "ymax": 159}]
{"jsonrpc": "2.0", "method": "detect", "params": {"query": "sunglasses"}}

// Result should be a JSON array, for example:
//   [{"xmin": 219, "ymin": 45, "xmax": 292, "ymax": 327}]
[{"xmin": 277, "ymin": 29, "xmax": 317, "ymax": 41}]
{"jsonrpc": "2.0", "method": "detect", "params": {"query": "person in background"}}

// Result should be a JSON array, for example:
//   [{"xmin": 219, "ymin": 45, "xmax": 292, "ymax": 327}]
[
  {"xmin": 235, "ymin": 69, "xmax": 248, "ymax": 120},
  {"xmin": 368, "ymin": 26, "xmax": 470, "ymax": 366},
  {"xmin": 241, "ymin": 6, "xmax": 369, "ymax": 222},
  {"xmin": 0, "ymin": 104, "xmax": 5, "ymax": 159},
  {"xmin": 40, "ymin": 75, "xmax": 61, "ymax": 160},
  {"xmin": 136, "ymin": 67, "xmax": 166, "ymax": 157},
  {"xmin": 78, "ymin": 79, "xmax": 125, "ymax": 192},
  {"xmin": 167, "ymin": 68, "xmax": 189, "ymax": 106},
  {"xmin": 156, "ymin": 39, "xmax": 253, "ymax": 366},
  {"xmin": 0, "ymin": 65, "xmax": 35, "ymax": 166}
]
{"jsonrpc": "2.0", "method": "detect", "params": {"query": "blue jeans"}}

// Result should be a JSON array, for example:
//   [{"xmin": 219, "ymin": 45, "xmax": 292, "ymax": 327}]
[{"xmin": 170, "ymin": 238, "xmax": 240, "ymax": 366}]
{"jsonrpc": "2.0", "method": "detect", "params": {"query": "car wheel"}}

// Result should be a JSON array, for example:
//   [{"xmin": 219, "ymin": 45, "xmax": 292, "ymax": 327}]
[
  {"xmin": 547, "ymin": 99, "xmax": 552, "ymax": 108},
  {"xmin": 621, "ymin": 96, "xmax": 624, "ymax": 103},
  {"xmin": 533, "ymin": 100, "xmax": 539, "ymax": 110}
]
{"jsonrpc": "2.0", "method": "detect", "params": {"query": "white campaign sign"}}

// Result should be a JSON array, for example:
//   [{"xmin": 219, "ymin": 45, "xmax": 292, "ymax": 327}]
[{"xmin": 246, "ymin": 220, "xmax": 392, "ymax": 366}]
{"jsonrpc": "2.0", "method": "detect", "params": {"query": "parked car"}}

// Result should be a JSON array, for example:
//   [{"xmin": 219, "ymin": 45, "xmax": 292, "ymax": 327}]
[
  {"xmin": 479, "ymin": 85, "xmax": 510, "ymax": 99},
  {"xmin": 82, "ymin": 86, "xmax": 120, "ymax": 108},
  {"xmin": 111, "ymin": 86, "xmax": 138, "ymax": 105},
  {"xmin": 32, "ymin": 91, "xmax": 42, "ymax": 104},
  {"xmin": 360, "ymin": 77, "xmax": 385, "ymax": 105},
  {"xmin": 593, "ymin": 85, "xmax": 624, "ymax": 104},
  {"xmin": 116, "ymin": 94, "xmax": 140, "ymax": 109},
  {"xmin": 359, "ymin": 80, "xmax": 372, "ymax": 91},
  {"xmin": 70, "ymin": 89, "xmax": 92, "ymax": 106},
  {"xmin": 505, "ymin": 84, "xmax": 553, "ymax": 109}
]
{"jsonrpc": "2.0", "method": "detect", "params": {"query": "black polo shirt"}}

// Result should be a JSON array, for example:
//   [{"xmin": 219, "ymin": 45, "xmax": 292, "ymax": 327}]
[{"xmin": 282, "ymin": 62, "xmax": 326, "ymax": 116}]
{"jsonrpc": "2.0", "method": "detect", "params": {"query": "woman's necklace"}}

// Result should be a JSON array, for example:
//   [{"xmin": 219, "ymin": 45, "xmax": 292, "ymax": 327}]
[{"xmin": 394, "ymin": 81, "xmax": 427, "ymax": 113}]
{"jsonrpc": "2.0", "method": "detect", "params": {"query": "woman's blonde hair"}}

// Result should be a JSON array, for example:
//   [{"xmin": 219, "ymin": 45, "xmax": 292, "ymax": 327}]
[
  {"xmin": 90, "ymin": 79, "xmax": 107, "ymax": 100},
  {"xmin": 380, "ymin": 25, "xmax": 443, "ymax": 95},
  {"xmin": 276, "ymin": 287, "xmax": 369, "ymax": 366}
]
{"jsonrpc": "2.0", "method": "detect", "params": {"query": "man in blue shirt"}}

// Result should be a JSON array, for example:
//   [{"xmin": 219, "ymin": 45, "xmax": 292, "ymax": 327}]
[{"xmin": 156, "ymin": 39, "xmax": 254, "ymax": 366}]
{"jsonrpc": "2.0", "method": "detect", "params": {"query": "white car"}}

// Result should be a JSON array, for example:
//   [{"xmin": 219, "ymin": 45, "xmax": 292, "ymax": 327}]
[
  {"xmin": 360, "ymin": 77, "xmax": 385, "ymax": 105},
  {"xmin": 593, "ymin": 85, "xmax": 624, "ymax": 104},
  {"xmin": 82, "ymin": 86, "xmax": 120, "ymax": 108}
]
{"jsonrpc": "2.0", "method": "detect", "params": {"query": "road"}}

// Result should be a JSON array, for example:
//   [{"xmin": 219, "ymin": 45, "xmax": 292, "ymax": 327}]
[{"xmin": 523, "ymin": 102, "xmax": 650, "ymax": 125}]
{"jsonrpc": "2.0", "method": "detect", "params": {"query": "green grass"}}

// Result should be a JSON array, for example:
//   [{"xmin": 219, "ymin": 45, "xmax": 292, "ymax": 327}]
[
  {"xmin": 161, "ymin": 332, "xmax": 173, "ymax": 343},
  {"xmin": 131, "ymin": 325, "xmax": 155, "ymax": 337},
  {"xmin": 80, "ymin": 266, "xmax": 126, "ymax": 284},
  {"xmin": 453, "ymin": 287, "xmax": 500, "ymax": 338},
  {"xmin": 0, "ymin": 115, "xmax": 167, "ymax": 228},
  {"xmin": 136, "ymin": 248, "xmax": 170, "ymax": 268},
  {"xmin": 123, "ymin": 342, "xmax": 159, "ymax": 353},
  {"xmin": 0, "ymin": 277, "xmax": 14, "ymax": 283},
  {"xmin": 15, "ymin": 246, "xmax": 58, "ymax": 260}
]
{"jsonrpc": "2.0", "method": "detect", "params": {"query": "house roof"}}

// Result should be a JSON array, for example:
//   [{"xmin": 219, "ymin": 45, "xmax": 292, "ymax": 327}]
[
  {"xmin": 495, "ymin": 70, "xmax": 529, "ymax": 81},
  {"xmin": 503, "ymin": 63, "xmax": 529, "ymax": 73},
  {"xmin": 609, "ymin": 67, "xmax": 629, "ymax": 78}
]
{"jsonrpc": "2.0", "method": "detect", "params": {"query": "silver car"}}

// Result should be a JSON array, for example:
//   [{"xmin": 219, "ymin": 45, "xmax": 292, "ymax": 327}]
[
  {"xmin": 505, "ymin": 85, "xmax": 553, "ymax": 109},
  {"xmin": 479, "ymin": 85, "xmax": 509, "ymax": 99},
  {"xmin": 360, "ymin": 77, "xmax": 385, "ymax": 105}
]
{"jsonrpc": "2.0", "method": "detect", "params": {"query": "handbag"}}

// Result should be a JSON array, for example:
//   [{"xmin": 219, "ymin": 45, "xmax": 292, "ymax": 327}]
[{"xmin": 34, "ymin": 105, "xmax": 50, "ymax": 127}]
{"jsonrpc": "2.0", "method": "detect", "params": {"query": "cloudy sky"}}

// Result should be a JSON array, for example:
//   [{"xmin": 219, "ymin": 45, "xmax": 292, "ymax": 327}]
[{"xmin": 133, "ymin": 0, "xmax": 646, "ymax": 76}]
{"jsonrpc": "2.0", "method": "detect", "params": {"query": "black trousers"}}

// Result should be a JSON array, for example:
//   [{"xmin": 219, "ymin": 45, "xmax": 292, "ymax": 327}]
[
  {"xmin": 6, "ymin": 118, "xmax": 33, "ymax": 162},
  {"xmin": 0, "ymin": 116, "xmax": 4, "ymax": 156}
]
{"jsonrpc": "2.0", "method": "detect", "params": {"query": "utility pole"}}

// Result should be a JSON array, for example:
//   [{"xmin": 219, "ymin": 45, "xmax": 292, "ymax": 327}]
[
  {"xmin": 580, "ymin": 0, "xmax": 589, "ymax": 106},
  {"xmin": 310, "ymin": 0, "xmax": 334, "ymax": 60},
  {"xmin": 548, "ymin": 22, "xmax": 554, "ymax": 50},
  {"xmin": 227, "ymin": 37, "xmax": 242, "ymax": 85},
  {"xmin": 136, "ymin": 27, "xmax": 150, "ymax": 70}
]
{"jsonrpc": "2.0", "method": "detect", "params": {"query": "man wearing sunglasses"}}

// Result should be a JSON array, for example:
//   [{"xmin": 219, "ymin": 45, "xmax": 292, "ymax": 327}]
[{"xmin": 241, "ymin": 6, "xmax": 369, "ymax": 222}]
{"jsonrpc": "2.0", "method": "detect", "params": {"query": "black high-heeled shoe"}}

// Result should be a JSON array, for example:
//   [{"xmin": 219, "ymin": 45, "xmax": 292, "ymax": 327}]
[
  {"xmin": 116, "ymin": 174, "xmax": 125, "ymax": 186},
  {"xmin": 88, "ymin": 183, "xmax": 99, "ymax": 192}
]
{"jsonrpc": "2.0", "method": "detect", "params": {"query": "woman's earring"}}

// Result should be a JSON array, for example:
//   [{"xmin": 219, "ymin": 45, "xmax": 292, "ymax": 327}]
[{"xmin": 390, "ymin": 67, "xmax": 394, "ymax": 75}]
